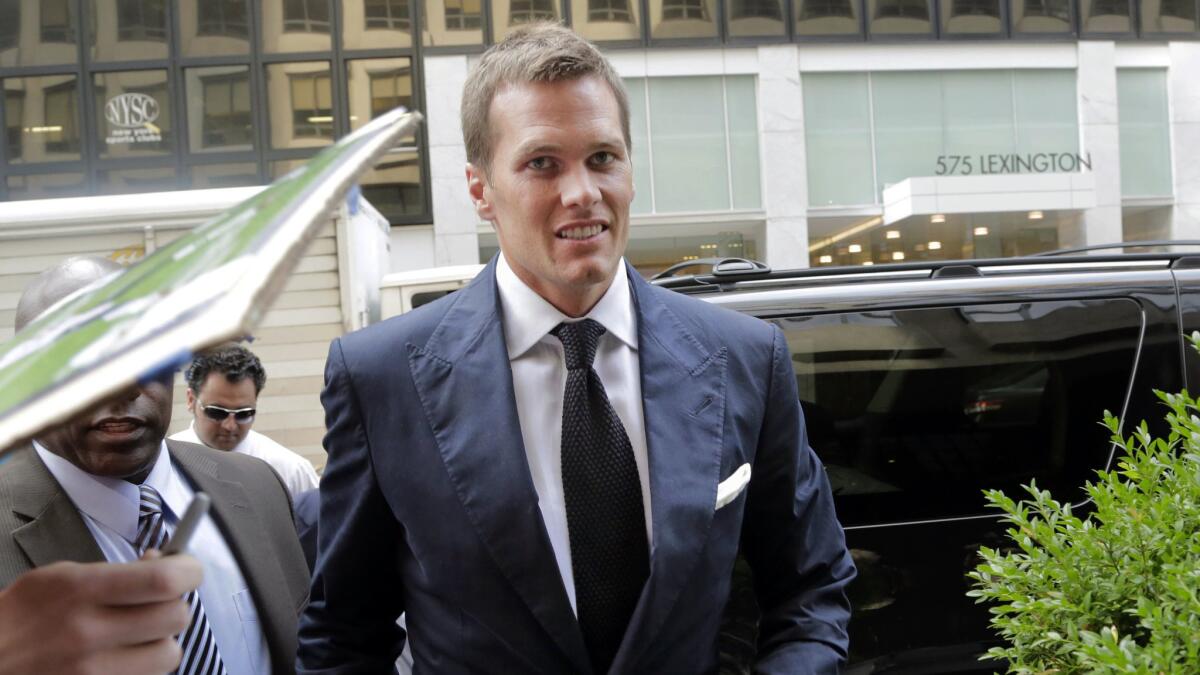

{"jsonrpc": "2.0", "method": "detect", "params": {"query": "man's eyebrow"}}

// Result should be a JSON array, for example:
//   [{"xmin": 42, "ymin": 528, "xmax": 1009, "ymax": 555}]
[{"xmin": 513, "ymin": 141, "xmax": 563, "ymax": 158}]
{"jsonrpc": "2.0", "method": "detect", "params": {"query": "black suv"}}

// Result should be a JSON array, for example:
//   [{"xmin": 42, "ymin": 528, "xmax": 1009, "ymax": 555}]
[{"xmin": 655, "ymin": 250, "xmax": 1200, "ymax": 673}]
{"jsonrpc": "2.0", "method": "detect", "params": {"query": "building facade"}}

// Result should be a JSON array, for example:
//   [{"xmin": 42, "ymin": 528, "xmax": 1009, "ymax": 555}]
[{"xmin": 2, "ymin": 0, "xmax": 1199, "ymax": 274}]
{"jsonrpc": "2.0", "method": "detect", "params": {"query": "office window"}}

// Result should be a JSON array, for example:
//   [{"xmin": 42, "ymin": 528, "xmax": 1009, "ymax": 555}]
[
  {"xmin": 876, "ymin": 0, "xmax": 929, "ymax": 18},
  {"xmin": 795, "ymin": 0, "xmax": 861, "ymax": 35},
  {"xmin": 118, "ymin": 0, "xmax": 167, "ymax": 41},
  {"xmin": 197, "ymin": 0, "xmax": 250, "ymax": 38},
  {"xmin": 1081, "ymin": 0, "xmax": 1132, "ymax": 31},
  {"xmin": 5, "ymin": 92, "xmax": 23, "ymax": 160},
  {"xmin": 444, "ymin": 0, "xmax": 484, "ymax": 28},
  {"xmin": 589, "ymin": 0, "xmax": 634, "ymax": 21},
  {"xmin": 41, "ymin": 0, "xmax": 75, "ymax": 43},
  {"xmin": 803, "ymin": 73, "xmax": 875, "ymax": 206},
  {"xmin": 1011, "ymin": 0, "xmax": 1071, "ymax": 31},
  {"xmin": 200, "ymin": 71, "xmax": 253, "ymax": 149},
  {"xmin": 1118, "ymin": 69, "xmax": 1173, "ymax": 198},
  {"xmin": 1143, "ymin": 0, "xmax": 1197, "ymax": 32},
  {"xmin": 360, "ymin": 152, "xmax": 425, "ymax": 220},
  {"xmin": 291, "ymin": 73, "xmax": 334, "ymax": 139},
  {"xmin": 95, "ymin": 71, "xmax": 172, "ymax": 157},
  {"xmin": 0, "ymin": 3, "xmax": 18, "ymax": 50},
  {"xmin": 7, "ymin": 173, "xmax": 87, "ymax": 200},
  {"xmin": 369, "ymin": 70, "xmax": 413, "ymax": 118},
  {"xmin": 731, "ymin": 0, "xmax": 784, "ymax": 18},
  {"xmin": 366, "ymin": 0, "xmax": 411, "ymax": 28},
  {"xmin": 348, "ymin": 58, "xmax": 416, "ymax": 149},
  {"xmin": 510, "ymin": 0, "xmax": 558, "ymax": 24},
  {"xmin": 774, "ymin": 299, "xmax": 1142, "ymax": 525},
  {"xmin": 951, "ymin": 0, "xmax": 999, "ymax": 15},
  {"xmin": 285, "ymin": 0, "xmax": 332, "ymax": 33},
  {"xmin": 663, "ymin": 0, "xmax": 711, "ymax": 19},
  {"xmin": 625, "ymin": 76, "xmax": 761, "ymax": 214},
  {"xmin": 44, "ymin": 82, "xmax": 81, "ymax": 155},
  {"xmin": 869, "ymin": 0, "xmax": 934, "ymax": 33}
]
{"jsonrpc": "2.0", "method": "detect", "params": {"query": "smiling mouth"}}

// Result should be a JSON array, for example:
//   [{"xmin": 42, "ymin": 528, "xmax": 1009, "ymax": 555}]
[{"xmin": 557, "ymin": 224, "xmax": 607, "ymax": 240}]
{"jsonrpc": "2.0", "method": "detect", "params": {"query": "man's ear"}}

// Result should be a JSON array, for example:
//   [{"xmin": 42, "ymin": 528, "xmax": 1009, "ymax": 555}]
[
  {"xmin": 185, "ymin": 387, "xmax": 196, "ymax": 414},
  {"xmin": 465, "ymin": 163, "xmax": 495, "ymax": 222}
]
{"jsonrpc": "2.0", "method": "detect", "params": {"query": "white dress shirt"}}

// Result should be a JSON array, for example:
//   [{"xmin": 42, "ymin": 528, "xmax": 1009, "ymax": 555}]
[
  {"xmin": 34, "ymin": 442, "xmax": 272, "ymax": 675},
  {"xmin": 495, "ymin": 253, "xmax": 652, "ymax": 614},
  {"xmin": 172, "ymin": 424, "xmax": 320, "ymax": 496}
]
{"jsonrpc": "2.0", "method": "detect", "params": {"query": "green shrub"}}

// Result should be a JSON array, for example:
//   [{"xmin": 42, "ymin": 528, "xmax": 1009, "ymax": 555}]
[{"xmin": 968, "ymin": 342, "xmax": 1200, "ymax": 674}]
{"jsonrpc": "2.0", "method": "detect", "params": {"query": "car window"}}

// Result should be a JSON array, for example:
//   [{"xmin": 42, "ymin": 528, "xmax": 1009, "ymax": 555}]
[{"xmin": 771, "ymin": 299, "xmax": 1144, "ymax": 526}]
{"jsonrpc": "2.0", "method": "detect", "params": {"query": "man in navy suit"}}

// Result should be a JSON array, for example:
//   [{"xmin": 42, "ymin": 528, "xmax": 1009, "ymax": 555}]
[{"xmin": 298, "ymin": 23, "xmax": 854, "ymax": 674}]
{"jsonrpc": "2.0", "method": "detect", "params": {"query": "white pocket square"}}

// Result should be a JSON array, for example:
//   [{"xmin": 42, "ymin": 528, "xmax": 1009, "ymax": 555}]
[{"xmin": 715, "ymin": 463, "xmax": 752, "ymax": 510}]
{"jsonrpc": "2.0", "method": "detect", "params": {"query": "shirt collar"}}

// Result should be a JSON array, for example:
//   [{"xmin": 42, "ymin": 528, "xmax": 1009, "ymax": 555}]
[
  {"xmin": 33, "ymin": 440, "xmax": 180, "ymax": 544},
  {"xmin": 495, "ymin": 252, "xmax": 638, "ymax": 360}
]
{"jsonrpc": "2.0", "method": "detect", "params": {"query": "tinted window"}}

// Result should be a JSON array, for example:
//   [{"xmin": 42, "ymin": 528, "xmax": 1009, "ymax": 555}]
[{"xmin": 772, "ymin": 299, "xmax": 1143, "ymax": 526}]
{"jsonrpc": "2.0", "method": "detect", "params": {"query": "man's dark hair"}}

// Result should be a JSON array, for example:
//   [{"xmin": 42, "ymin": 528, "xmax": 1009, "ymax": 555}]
[{"xmin": 186, "ymin": 343, "xmax": 267, "ymax": 395}]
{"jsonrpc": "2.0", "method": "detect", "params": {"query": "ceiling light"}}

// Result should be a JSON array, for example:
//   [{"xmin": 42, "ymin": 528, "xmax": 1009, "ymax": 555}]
[
  {"xmin": 1028, "ymin": 211, "xmax": 1044, "ymax": 220},
  {"xmin": 886, "ymin": 230, "xmax": 900, "ymax": 240},
  {"xmin": 25, "ymin": 125, "xmax": 63, "ymax": 133},
  {"xmin": 819, "ymin": 255, "xmax": 833, "ymax": 264},
  {"xmin": 974, "ymin": 226, "xmax": 989, "ymax": 236},
  {"xmin": 928, "ymin": 241, "xmax": 942, "ymax": 250},
  {"xmin": 307, "ymin": 116, "xmax": 334, "ymax": 123},
  {"xmin": 862, "ymin": 261, "xmax": 874, "ymax": 266},
  {"xmin": 892, "ymin": 251, "xmax": 905, "ymax": 261},
  {"xmin": 807, "ymin": 216, "xmax": 884, "ymax": 253},
  {"xmin": 930, "ymin": 214, "xmax": 945, "ymax": 224},
  {"xmin": 848, "ymin": 244, "xmax": 862, "ymax": 253}
]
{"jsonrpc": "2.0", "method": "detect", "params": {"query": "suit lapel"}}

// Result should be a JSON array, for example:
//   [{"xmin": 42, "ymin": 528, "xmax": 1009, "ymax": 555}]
[
  {"xmin": 9, "ymin": 446, "xmax": 106, "ymax": 569},
  {"xmin": 614, "ymin": 268, "xmax": 728, "ymax": 670},
  {"xmin": 406, "ymin": 260, "xmax": 591, "ymax": 674},
  {"xmin": 168, "ymin": 441, "xmax": 298, "ymax": 670}
]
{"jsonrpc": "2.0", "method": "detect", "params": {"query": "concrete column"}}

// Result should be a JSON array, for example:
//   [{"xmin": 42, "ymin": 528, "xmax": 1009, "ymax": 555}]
[
  {"xmin": 1077, "ymin": 42, "xmax": 1123, "ymax": 247},
  {"xmin": 423, "ymin": 54, "xmax": 480, "ymax": 266},
  {"xmin": 1169, "ymin": 42, "xmax": 1200, "ymax": 239},
  {"xmin": 758, "ymin": 45, "xmax": 809, "ymax": 269}
]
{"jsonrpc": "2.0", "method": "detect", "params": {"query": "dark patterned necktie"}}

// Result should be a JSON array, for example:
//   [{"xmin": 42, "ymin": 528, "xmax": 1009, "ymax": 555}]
[
  {"xmin": 552, "ymin": 319, "xmax": 649, "ymax": 675},
  {"xmin": 136, "ymin": 485, "xmax": 228, "ymax": 675}
]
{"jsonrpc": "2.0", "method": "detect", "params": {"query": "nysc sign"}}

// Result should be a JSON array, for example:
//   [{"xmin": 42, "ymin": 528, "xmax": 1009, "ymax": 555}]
[{"xmin": 104, "ymin": 93, "xmax": 163, "ymax": 145}]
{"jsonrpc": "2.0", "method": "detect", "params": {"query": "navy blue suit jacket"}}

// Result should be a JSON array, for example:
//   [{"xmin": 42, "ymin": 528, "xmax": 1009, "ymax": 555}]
[{"xmin": 297, "ymin": 259, "xmax": 854, "ymax": 674}]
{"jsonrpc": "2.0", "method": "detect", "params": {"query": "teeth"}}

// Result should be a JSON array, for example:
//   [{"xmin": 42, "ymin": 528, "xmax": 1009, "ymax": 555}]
[{"xmin": 560, "ymin": 225, "xmax": 603, "ymax": 240}]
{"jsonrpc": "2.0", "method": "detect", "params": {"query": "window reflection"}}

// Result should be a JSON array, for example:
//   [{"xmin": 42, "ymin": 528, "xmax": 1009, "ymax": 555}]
[
  {"xmin": 181, "ymin": 0, "xmax": 250, "ymax": 56},
  {"xmin": 94, "ymin": 70, "xmax": 172, "ymax": 157},
  {"xmin": 189, "ymin": 162, "xmax": 261, "ymax": 188},
  {"xmin": 493, "ymin": 0, "xmax": 560, "ymax": 40},
  {"xmin": 361, "ymin": 152, "xmax": 425, "ymax": 220},
  {"xmin": 118, "ymin": 0, "xmax": 167, "ymax": 41},
  {"xmin": 345, "ymin": 0, "xmax": 414, "ymax": 49},
  {"xmin": 421, "ymin": 0, "xmax": 484, "ymax": 46},
  {"xmin": 42, "ymin": 0, "xmax": 75, "ymax": 43},
  {"xmin": 186, "ymin": 66, "xmax": 254, "ymax": 152},
  {"xmin": 347, "ymin": 57, "xmax": 415, "ymax": 140},
  {"xmin": 89, "ymin": 0, "xmax": 168, "ymax": 60},
  {"xmin": 1081, "ymin": 0, "xmax": 1132, "ymax": 32},
  {"xmin": 649, "ymin": 0, "xmax": 719, "ymax": 38},
  {"xmin": 570, "ymin": 0, "xmax": 641, "ymax": 42},
  {"xmin": 942, "ymin": 0, "xmax": 1002, "ymax": 33},
  {"xmin": 868, "ymin": 0, "xmax": 934, "ymax": 34},
  {"xmin": 4, "ymin": 75, "xmax": 82, "ymax": 163},
  {"xmin": 0, "ymin": 3, "xmax": 18, "ymax": 51},
  {"xmin": 728, "ymin": 0, "xmax": 786, "ymax": 37},
  {"xmin": 267, "ymin": 62, "xmax": 335, "ymax": 148},
  {"xmin": 1012, "ymin": 0, "xmax": 1072, "ymax": 31},
  {"xmin": 264, "ymin": 0, "xmax": 332, "ymax": 52},
  {"xmin": 96, "ymin": 167, "xmax": 179, "ymax": 194},
  {"xmin": 1142, "ymin": 0, "xmax": 1197, "ymax": 32},
  {"xmin": 795, "ymin": 0, "xmax": 861, "ymax": 36},
  {"xmin": 7, "ymin": 173, "xmax": 87, "ymax": 200}
]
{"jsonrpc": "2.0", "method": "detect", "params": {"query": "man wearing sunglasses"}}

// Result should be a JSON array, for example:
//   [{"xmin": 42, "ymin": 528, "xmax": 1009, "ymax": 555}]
[{"xmin": 171, "ymin": 344, "xmax": 320, "ymax": 497}]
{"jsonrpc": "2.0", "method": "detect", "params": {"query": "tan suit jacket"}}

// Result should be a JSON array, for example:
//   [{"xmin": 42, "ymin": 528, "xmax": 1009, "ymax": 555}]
[{"xmin": 0, "ymin": 439, "xmax": 310, "ymax": 675}]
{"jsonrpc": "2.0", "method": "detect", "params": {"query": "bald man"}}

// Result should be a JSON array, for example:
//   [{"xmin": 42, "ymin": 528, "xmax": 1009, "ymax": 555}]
[{"xmin": 0, "ymin": 256, "xmax": 309, "ymax": 675}]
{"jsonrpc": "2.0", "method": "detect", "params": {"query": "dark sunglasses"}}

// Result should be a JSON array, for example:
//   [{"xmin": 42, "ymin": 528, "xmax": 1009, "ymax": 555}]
[{"xmin": 200, "ymin": 401, "xmax": 256, "ymax": 424}]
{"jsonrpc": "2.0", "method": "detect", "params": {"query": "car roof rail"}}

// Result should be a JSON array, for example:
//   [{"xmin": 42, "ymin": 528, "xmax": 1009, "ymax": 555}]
[
  {"xmin": 650, "ymin": 257, "xmax": 771, "ymax": 281},
  {"xmin": 1032, "ymin": 240, "xmax": 1200, "ymax": 256}
]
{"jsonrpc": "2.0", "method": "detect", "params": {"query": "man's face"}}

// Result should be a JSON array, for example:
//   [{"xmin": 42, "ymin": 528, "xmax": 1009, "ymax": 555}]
[
  {"xmin": 37, "ymin": 379, "xmax": 173, "ymax": 481},
  {"xmin": 467, "ymin": 75, "xmax": 634, "ymax": 316},
  {"xmin": 186, "ymin": 373, "xmax": 257, "ymax": 451}
]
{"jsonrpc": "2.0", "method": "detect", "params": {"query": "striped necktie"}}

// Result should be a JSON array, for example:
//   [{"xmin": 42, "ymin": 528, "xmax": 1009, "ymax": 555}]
[{"xmin": 136, "ymin": 484, "xmax": 229, "ymax": 675}]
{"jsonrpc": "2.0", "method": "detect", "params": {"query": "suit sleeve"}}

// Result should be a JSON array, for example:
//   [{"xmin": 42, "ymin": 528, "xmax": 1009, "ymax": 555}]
[
  {"xmin": 297, "ymin": 338, "xmax": 406, "ymax": 674},
  {"xmin": 742, "ymin": 325, "xmax": 856, "ymax": 674}
]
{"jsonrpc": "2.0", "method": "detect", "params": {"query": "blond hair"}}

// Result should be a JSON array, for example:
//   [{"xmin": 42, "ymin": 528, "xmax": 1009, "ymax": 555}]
[{"xmin": 461, "ymin": 23, "xmax": 631, "ymax": 174}]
